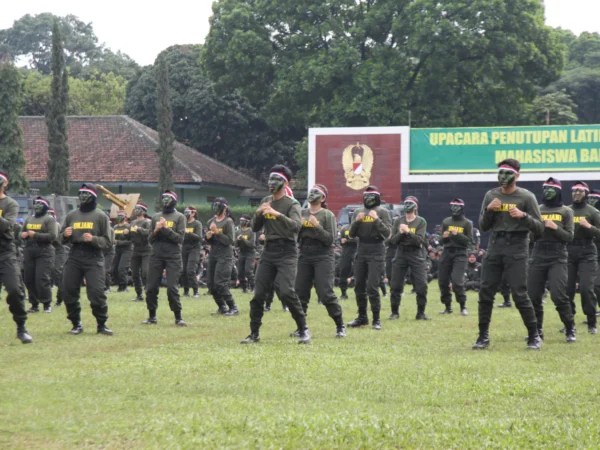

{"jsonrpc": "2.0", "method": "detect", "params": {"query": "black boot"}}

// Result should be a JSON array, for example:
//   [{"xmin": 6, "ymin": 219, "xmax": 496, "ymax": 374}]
[
  {"xmin": 347, "ymin": 310, "xmax": 369, "ymax": 328},
  {"xmin": 193, "ymin": 289, "xmax": 200, "ymax": 298},
  {"xmin": 497, "ymin": 295, "xmax": 512, "ymax": 308},
  {"xmin": 565, "ymin": 322, "xmax": 577, "ymax": 343},
  {"xmin": 97, "ymin": 322, "xmax": 114, "ymax": 336},
  {"xmin": 69, "ymin": 322, "xmax": 84, "ymax": 335},
  {"xmin": 241, "ymin": 333, "xmax": 260, "ymax": 344},
  {"xmin": 439, "ymin": 304, "xmax": 453, "ymax": 314},
  {"xmin": 415, "ymin": 305, "xmax": 430, "ymax": 321},
  {"xmin": 43, "ymin": 303, "xmax": 52, "ymax": 313},
  {"xmin": 526, "ymin": 325, "xmax": 542, "ymax": 350},
  {"xmin": 182, "ymin": 289, "xmax": 190, "ymax": 297},
  {"xmin": 224, "ymin": 300, "xmax": 239, "ymax": 316},
  {"xmin": 174, "ymin": 311, "xmax": 187, "ymax": 327},
  {"xmin": 142, "ymin": 309, "xmax": 157, "ymax": 324},
  {"xmin": 459, "ymin": 303, "xmax": 468, "ymax": 316},
  {"xmin": 16, "ymin": 322, "xmax": 33, "ymax": 344},
  {"xmin": 211, "ymin": 305, "xmax": 228, "ymax": 316},
  {"xmin": 298, "ymin": 327, "xmax": 311, "ymax": 344},
  {"xmin": 472, "ymin": 325, "xmax": 490, "ymax": 349},
  {"xmin": 340, "ymin": 290, "xmax": 348, "ymax": 300}
]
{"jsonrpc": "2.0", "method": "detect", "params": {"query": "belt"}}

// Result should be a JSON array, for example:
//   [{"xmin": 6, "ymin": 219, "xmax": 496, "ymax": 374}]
[
  {"xmin": 570, "ymin": 239, "xmax": 593, "ymax": 246},
  {"xmin": 493, "ymin": 231, "xmax": 529, "ymax": 238},
  {"xmin": 358, "ymin": 238, "xmax": 384, "ymax": 244},
  {"xmin": 444, "ymin": 246, "xmax": 467, "ymax": 253},
  {"xmin": 534, "ymin": 241, "xmax": 567, "ymax": 250},
  {"xmin": 265, "ymin": 239, "xmax": 296, "ymax": 251},
  {"xmin": 398, "ymin": 245, "xmax": 421, "ymax": 252},
  {"xmin": 26, "ymin": 241, "xmax": 52, "ymax": 248}
]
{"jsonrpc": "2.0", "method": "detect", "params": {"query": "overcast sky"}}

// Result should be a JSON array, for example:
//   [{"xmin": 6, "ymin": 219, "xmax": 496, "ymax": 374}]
[{"xmin": 0, "ymin": 0, "xmax": 598, "ymax": 66}]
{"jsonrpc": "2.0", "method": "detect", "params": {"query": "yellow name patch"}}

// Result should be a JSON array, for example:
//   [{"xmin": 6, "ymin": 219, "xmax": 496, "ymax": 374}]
[
  {"xmin": 73, "ymin": 222, "xmax": 94, "ymax": 230},
  {"xmin": 166, "ymin": 221, "xmax": 174, "ymax": 228},
  {"xmin": 574, "ymin": 216, "xmax": 586, "ymax": 223},
  {"xmin": 115, "ymin": 230, "xmax": 125, "ymax": 235},
  {"xmin": 410, "ymin": 228, "xmax": 416, "ymax": 234},
  {"xmin": 0, "ymin": 209, "xmax": 3, "ymax": 217},
  {"xmin": 362, "ymin": 217, "xmax": 375, "ymax": 223},
  {"xmin": 542, "ymin": 214, "xmax": 562, "ymax": 222},
  {"xmin": 344, "ymin": 230, "xmax": 349, "ymax": 236},
  {"xmin": 302, "ymin": 220, "xmax": 315, "ymax": 228},
  {"xmin": 186, "ymin": 228, "xmax": 194, "ymax": 233},
  {"xmin": 448, "ymin": 226, "xmax": 464, "ymax": 233},
  {"xmin": 264, "ymin": 213, "xmax": 278, "ymax": 220},
  {"xmin": 493, "ymin": 203, "xmax": 517, "ymax": 212},
  {"xmin": 26, "ymin": 224, "xmax": 42, "ymax": 231}
]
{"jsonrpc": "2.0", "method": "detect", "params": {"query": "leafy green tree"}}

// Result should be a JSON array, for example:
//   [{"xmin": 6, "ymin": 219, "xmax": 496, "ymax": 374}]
[
  {"xmin": 46, "ymin": 21, "xmax": 70, "ymax": 196},
  {"xmin": 0, "ymin": 59, "xmax": 29, "ymax": 193},
  {"xmin": 155, "ymin": 56, "xmax": 174, "ymax": 196},
  {"xmin": 530, "ymin": 90, "xmax": 578, "ymax": 125}
]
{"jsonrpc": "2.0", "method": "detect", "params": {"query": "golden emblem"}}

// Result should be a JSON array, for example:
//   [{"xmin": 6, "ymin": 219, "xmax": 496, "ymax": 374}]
[{"xmin": 342, "ymin": 142, "xmax": 373, "ymax": 190}]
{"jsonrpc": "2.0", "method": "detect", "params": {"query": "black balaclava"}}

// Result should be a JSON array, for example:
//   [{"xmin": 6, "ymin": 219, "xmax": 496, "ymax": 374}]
[
  {"xmin": 404, "ymin": 196, "xmax": 418, "ymax": 214},
  {"xmin": 450, "ymin": 198, "xmax": 465, "ymax": 219},
  {"xmin": 212, "ymin": 197, "xmax": 228, "ymax": 216},
  {"xmin": 240, "ymin": 214, "xmax": 251, "ymax": 228},
  {"xmin": 542, "ymin": 177, "xmax": 563, "ymax": 208},
  {"xmin": 571, "ymin": 181, "xmax": 589, "ymax": 210},
  {"xmin": 588, "ymin": 189, "xmax": 600, "ymax": 211},
  {"xmin": 34, "ymin": 197, "xmax": 49, "ymax": 218},
  {"xmin": 162, "ymin": 190, "xmax": 177, "ymax": 214},
  {"xmin": 363, "ymin": 186, "xmax": 381, "ymax": 209},
  {"xmin": 79, "ymin": 183, "xmax": 98, "ymax": 213}
]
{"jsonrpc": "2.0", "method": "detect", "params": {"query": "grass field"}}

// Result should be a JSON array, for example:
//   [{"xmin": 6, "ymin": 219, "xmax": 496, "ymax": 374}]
[{"xmin": 1, "ymin": 284, "xmax": 599, "ymax": 449}]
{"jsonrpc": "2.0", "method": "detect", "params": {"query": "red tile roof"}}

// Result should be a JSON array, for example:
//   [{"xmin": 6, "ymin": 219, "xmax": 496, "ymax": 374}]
[{"xmin": 18, "ymin": 116, "xmax": 263, "ymax": 189}]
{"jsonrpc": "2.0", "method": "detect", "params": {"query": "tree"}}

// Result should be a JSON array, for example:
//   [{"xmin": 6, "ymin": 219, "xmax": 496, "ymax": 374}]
[
  {"xmin": 530, "ymin": 91, "xmax": 578, "ymax": 125},
  {"xmin": 46, "ymin": 21, "xmax": 70, "ymax": 196},
  {"xmin": 155, "ymin": 55, "xmax": 174, "ymax": 197},
  {"xmin": 0, "ymin": 59, "xmax": 29, "ymax": 193}
]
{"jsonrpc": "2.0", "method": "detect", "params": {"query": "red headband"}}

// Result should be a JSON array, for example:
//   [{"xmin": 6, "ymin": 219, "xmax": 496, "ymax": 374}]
[
  {"xmin": 498, "ymin": 165, "xmax": 518, "ymax": 174},
  {"xmin": 311, "ymin": 185, "xmax": 327, "ymax": 198},
  {"xmin": 135, "ymin": 203, "xmax": 147, "ymax": 211},
  {"xmin": 35, "ymin": 198, "xmax": 50, "ymax": 208},
  {"xmin": 79, "ymin": 188, "xmax": 97, "ymax": 198},
  {"xmin": 404, "ymin": 198, "xmax": 418, "ymax": 205},
  {"xmin": 0, "ymin": 174, "xmax": 8, "ymax": 183},
  {"xmin": 285, "ymin": 186, "xmax": 294, "ymax": 198},
  {"xmin": 117, "ymin": 210, "xmax": 127, "ymax": 216},
  {"xmin": 543, "ymin": 182, "xmax": 562, "ymax": 189},
  {"xmin": 162, "ymin": 191, "xmax": 178, "ymax": 201},
  {"xmin": 364, "ymin": 191, "xmax": 381, "ymax": 196},
  {"xmin": 589, "ymin": 193, "xmax": 600, "ymax": 198},
  {"xmin": 270, "ymin": 172, "xmax": 289, "ymax": 182},
  {"xmin": 572, "ymin": 184, "xmax": 589, "ymax": 192},
  {"xmin": 450, "ymin": 201, "xmax": 465, "ymax": 206}
]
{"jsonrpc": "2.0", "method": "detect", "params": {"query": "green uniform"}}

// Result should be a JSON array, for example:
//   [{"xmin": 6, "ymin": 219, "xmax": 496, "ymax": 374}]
[
  {"xmin": 567, "ymin": 203, "xmax": 600, "ymax": 326},
  {"xmin": 478, "ymin": 187, "xmax": 544, "ymax": 332},
  {"xmin": 385, "ymin": 239, "xmax": 397, "ymax": 284},
  {"xmin": 295, "ymin": 208, "xmax": 343, "ymax": 327},
  {"xmin": 206, "ymin": 216, "xmax": 236, "ymax": 312},
  {"xmin": 61, "ymin": 208, "xmax": 113, "ymax": 326},
  {"xmin": 182, "ymin": 219, "xmax": 202, "ymax": 293},
  {"xmin": 250, "ymin": 195, "xmax": 306, "ymax": 335},
  {"xmin": 390, "ymin": 216, "xmax": 428, "ymax": 316},
  {"xmin": 52, "ymin": 222, "xmax": 68, "ymax": 306},
  {"xmin": 349, "ymin": 206, "xmax": 392, "ymax": 322},
  {"xmin": 438, "ymin": 216, "xmax": 473, "ymax": 310},
  {"xmin": 102, "ymin": 228, "xmax": 115, "ymax": 290},
  {"xmin": 146, "ymin": 210, "xmax": 186, "ymax": 316},
  {"xmin": 338, "ymin": 224, "xmax": 357, "ymax": 297},
  {"xmin": 22, "ymin": 213, "xmax": 57, "ymax": 309},
  {"xmin": 528, "ymin": 204, "xmax": 574, "ymax": 332},
  {"xmin": 235, "ymin": 227, "xmax": 255, "ymax": 292},
  {"xmin": 130, "ymin": 218, "xmax": 152, "ymax": 297},
  {"xmin": 0, "ymin": 197, "xmax": 28, "ymax": 326},
  {"xmin": 112, "ymin": 223, "xmax": 132, "ymax": 291},
  {"xmin": 465, "ymin": 261, "xmax": 481, "ymax": 291}
]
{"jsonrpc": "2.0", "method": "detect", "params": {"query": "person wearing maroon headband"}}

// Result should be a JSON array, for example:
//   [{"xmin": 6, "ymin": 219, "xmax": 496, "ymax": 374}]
[
  {"xmin": 241, "ymin": 165, "xmax": 311, "ymax": 344},
  {"xmin": 142, "ymin": 190, "xmax": 187, "ymax": 326},
  {"xmin": 473, "ymin": 159, "xmax": 544, "ymax": 350},
  {"xmin": 48, "ymin": 208, "xmax": 68, "ymax": 308},
  {"xmin": 61, "ymin": 183, "xmax": 114, "ymax": 336},
  {"xmin": 22, "ymin": 196, "xmax": 57, "ymax": 314},
  {"xmin": 589, "ymin": 189, "xmax": 600, "ymax": 309},
  {"xmin": 528, "ymin": 177, "xmax": 576, "ymax": 343},
  {"xmin": 438, "ymin": 198, "xmax": 473, "ymax": 316},
  {"xmin": 129, "ymin": 203, "xmax": 152, "ymax": 301},
  {"xmin": 347, "ymin": 186, "xmax": 392, "ymax": 330},
  {"xmin": 182, "ymin": 206, "xmax": 203, "ymax": 298},
  {"xmin": 567, "ymin": 181, "xmax": 600, "ymax": 334},
  {"xmin": 388, "ymin": 196, "xmax": 429, "ymax": 321},
  {"xmin": 0, "ymin": 168, "xmax": 33, "ymax": 343},
  {"xmin": 112, "ymin": 210, "xmax": 133, "ymax": 292}
]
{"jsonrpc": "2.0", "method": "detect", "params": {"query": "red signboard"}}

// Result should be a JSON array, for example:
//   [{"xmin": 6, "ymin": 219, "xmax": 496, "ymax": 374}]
[{"xmin": 309, "ymin": 128, "xmax": 408, "ymax": 215}]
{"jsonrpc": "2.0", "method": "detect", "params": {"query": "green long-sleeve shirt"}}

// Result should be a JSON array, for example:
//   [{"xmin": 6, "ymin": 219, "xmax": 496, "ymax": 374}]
[
  {"xmin": 536, "ymin": 204, "xmax": 574, "ymax": 244},
  {"xmin": 207, "ymin": 216, "xmax": 235, "ymax": 257},
  {"xmin": 570, "ymin": 203, "xmax": 600, "ymax": 241},
  {"xmin": 114, "ymin": 223, "xmax": 132, "ymax": 248},
  {"xmin": 149, "ymin": 210, "xmax": 186, "ymax": 258},
  {"xmin": 349, "ymin": 206, "xmax": 392, "ymax": 242},
  {"xmin": 441, "ymin": 216, "xmax": 473, "ymax": 249},
  {"xmin": 299, "ymin": 208, "xmax": 337, "ymax": 247},
  {"xmin": 61, "ymin": 208, "xmax": 112, "ymax": 250},
  {"xmin": 235, "ymin": 227, "xmax": 256, "ymax": 254},
  {"xmin": 390, "ymin": 215, "xmax": 427, "ymax": 247},
  {"xmin": 130, "ymin": 218, "xmax": 151, "ymax": 251},
  {"xmin": 252, "ymin": 195, "xmax": 302, "ymax": 242},
  {"xmin": 479, "ymin": 187, "xmax": 543, "ymax": 236},
  {"xmin": 183, "ymin": 219, "xmax": 203, "ymax": 248},
  {"xmin": 22, "ymin": 214, "xmax": 58, "ymax": 246},
  {"xmin": 0, "ymin": 196, "xmax": 19, "ymax": 247}
]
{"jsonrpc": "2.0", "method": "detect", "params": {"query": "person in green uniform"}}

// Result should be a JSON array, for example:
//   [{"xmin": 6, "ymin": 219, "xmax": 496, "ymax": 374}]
[
  {"xmin": 142, "ymin": 190, "xmax": 187, "ymax": 326},
  {"xmin": 22, "ymin": 197, "xmax": 57, "ymax": 314},
  {"xmin": 465, "ymin": 252, "xmax": 481, "ymax": 292},
  {"xmin": 102, "ymin": 214, "xmax": 115, "ymax": 294},
  {"xmin": 0, "ymin": 169, "xmax": 33, "ymax": 343},
  {"xmin": 527, "ymin": 178, "xmax": 576, "ymax": 342},
  {"xmin": 388, "ymin": 196, "xmax": 429, "ymax": 320},
  {"xmin": 294, "ymin": 184, "xmax": 345, "ymax": 338},
  {"xmin": 567, "ymin": 181, "xmax": 600, "ymax": 334},
  {"xmin": 347, "ymin": 186, "xmax": 392, "ymax": 330},
  {"xmin": 236, "ymin": 214, "xmax": 255, "ymax": 294},
  {"xmin": 182, "ymin": 206, "xmax": 202, "ymax": 298},
  {"xmin": 112, "ymin": 210, "xmax": 132, "ymax": 292},
  {"xmin": 438, "ymin": 199, "xmax": 473, "ymax": 316},
  {"xmin": 49, "ymin": 208, "xmax": 67, "ymax": 307},
  {"xmin": 338, "ymin": 211, "xmax": 357, "ymax": 299},
  {"xmin": 241, "ymin": 165, "xmax": 310, "ymax": 344},
  {"xmin": 206, "ymin": 198, "xmax": 238, "ymax": 316},
  {"xmin": 61, "ymin": 184, "xmax": 113, "ymax": 336},
  {"xmin": 129, "ymin": 203, "xmax": 151, "ymax": 301},
  {"xmin": 472, "ymin": 159, "xmax": 544, "ymax": 350},
  {"xmin": 588, "ymin": 189, "xmax": 600, "ymax": 307}
]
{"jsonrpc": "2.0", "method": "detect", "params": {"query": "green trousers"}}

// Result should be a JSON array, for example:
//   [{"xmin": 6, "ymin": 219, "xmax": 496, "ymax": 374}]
[
  {"xmin": 354, "ymin": 242, "xmax": 386, "ymax": 320},
  {"xmin": 390, "ymin": 246, "xmax": 428, "ymax": 314},
  {"xmin": 567, "ymin": 241, "xmax": 598, "ymax": 327},
  {"xmin": 23, "ymin": 244, "xmax": 54, "ymax": 307},
  {"xmin": 438, "ymin": 248, "xmax": 467, "ymax": 307}
]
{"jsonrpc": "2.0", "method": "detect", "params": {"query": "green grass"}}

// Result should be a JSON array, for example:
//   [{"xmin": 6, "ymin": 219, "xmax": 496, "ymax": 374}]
[{"xmin": 1, "ymin": 284, "xmax": 599, "ymax": 449}]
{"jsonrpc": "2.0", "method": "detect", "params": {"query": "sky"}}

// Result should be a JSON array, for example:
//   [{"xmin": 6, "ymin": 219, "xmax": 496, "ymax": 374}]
[{"xmin": 0, "ymin": 0, "xmax": 599, "ymax": 66}]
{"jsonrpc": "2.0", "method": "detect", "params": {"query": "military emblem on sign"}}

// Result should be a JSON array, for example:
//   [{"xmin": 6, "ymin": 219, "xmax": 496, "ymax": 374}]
[{"xmin": 342, "ymin": 142, "xmax": 373, "ymax": 190}]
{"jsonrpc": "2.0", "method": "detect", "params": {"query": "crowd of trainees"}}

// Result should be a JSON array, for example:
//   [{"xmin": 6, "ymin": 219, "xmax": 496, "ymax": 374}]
[{"xmin": 2, "ymin": 160, "xmax": 599, "ymax": 351}]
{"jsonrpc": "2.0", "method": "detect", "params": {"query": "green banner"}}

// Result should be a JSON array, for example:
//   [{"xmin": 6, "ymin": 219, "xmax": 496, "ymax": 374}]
[{"xmin": 410, "ymin": 125, "xmax": 600, "ymax": 173}]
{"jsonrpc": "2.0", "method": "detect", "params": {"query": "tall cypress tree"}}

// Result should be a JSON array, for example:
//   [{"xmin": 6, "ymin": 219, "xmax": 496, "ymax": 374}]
[
  {"xmin": 46, "ymin": 20, "xmax": 70, "ymax": 195},
  {"xmin": 0, "ymin": 58, "xmax": 29, "ymax": 193},
  {"xmin": 155, "ymin": 55, "xmax": 174, "ymax": 201}
]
